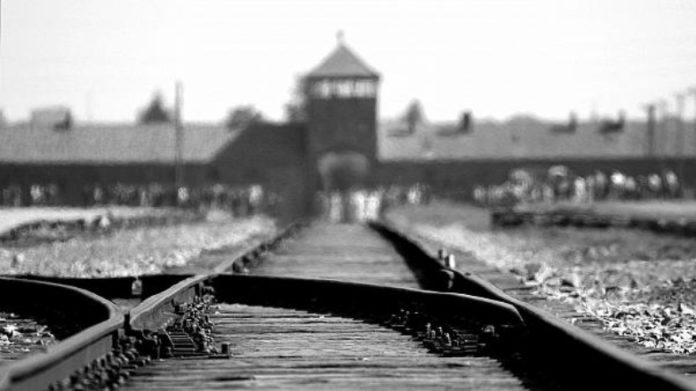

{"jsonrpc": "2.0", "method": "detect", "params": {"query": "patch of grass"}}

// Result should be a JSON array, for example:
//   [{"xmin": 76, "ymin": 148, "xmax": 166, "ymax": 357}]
[{"xmin": 0, "ymin": 215, "xmax": 275, "ymax": 277}]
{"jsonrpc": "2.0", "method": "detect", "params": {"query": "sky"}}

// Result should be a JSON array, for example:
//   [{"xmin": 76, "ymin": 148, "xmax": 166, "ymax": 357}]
[{"xmin": 1, "ymin": 0, "xmax": 695, "ymax": 123}]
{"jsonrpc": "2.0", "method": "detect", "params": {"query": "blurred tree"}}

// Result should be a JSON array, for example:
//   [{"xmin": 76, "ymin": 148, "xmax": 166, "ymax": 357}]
[
  {"xmin": 569, "ymin": 111, "xmax": 578, "ymax": 131},
  {"xmin": 404, "ymin": 100, "xmax": 424, "ymax": 134},
  {"xmin": 226, "ymin": 105, "xmax": 264, "ymax": 130},
  {"xmin": 138, "ymin": 92, "xmax": 171, "ymax": 124},
  {"xmin": 284, "ymin": 76, "xmax": 308, "ymax": 123},
  {"xmin": 457, "ymin": 111, "xmax": 472, "ymax": 133},
  {"xmin": 285, "ymin": 102, "xmax": 306, "ymax": 123}
]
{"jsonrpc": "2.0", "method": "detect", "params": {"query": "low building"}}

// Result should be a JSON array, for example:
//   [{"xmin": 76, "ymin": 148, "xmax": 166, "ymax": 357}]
[{"xmin": 0, "ymin": 39, "xmax": 694, "ymax": 213}]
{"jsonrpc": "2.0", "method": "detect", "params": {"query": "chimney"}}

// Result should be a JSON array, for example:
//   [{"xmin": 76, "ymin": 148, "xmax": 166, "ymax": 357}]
[
  {"xmin": 646, "ymin": 104, "xmax": 656, "ymax": 156},
  {"xmin": 458, "ymin": 110, "xmax": 472, "ymax": 133},
  {"xmin": 617, "ymin": 110, "xmax": 626, "ymax": 127},
  {"xmin": 31, "ymin": 106, "xmax": 72, "ymax": 130},
  {"xmin": 568, "ymin": 111, "xmax": 578, "ymax": 131}
]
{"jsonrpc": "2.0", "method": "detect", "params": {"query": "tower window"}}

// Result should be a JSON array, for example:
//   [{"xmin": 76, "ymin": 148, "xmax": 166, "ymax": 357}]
[
  {"xmin": 336, "ymin": 81, "xmax": 353, "ymax": 97},
  {"xmin": 310, "ymin": 79, "xmax": 376, "ymax": 99},
  {"xmin": 312, "ymin": 81, "xmax": 332, "ymax": 98},
  {"xmin": 354, "ymin": 80, "xmax": 376, "ymax": 97}
]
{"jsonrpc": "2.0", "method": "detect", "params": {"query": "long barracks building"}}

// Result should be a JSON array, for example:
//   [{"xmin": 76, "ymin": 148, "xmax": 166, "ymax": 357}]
[{"xmin": 1, "ymin": 40, "xmax": 695, "ymax": 214}]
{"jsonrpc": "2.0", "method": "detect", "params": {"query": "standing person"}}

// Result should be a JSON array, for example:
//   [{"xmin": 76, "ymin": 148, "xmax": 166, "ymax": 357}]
[
  {"xmin": 595, "ymin": 171, "xmax": 608, "ymax": 200},
  {"xmin": 365, "ymin": 190, "xmax": 382, "ymax": 220},
  {"xmin": 249, "ymin": 185, "xmax": 264, "ymax": 215},
  {"xmin": 93, "ymin": 185, "xmax": 104, "ymax": 205},
  {"xmin": 609, "ymin": 171, "xmax": 626, "ymax": 199},
  {"xmin": 542, "ymin": 183, "xmax": 554, "ymax": 203},
  {"xmin": 557, "ymin": 178, "xmax": 571, "ymax": 200},
  {"xmin": 329, "ymin": 192, "xmax": 342, "ymax": 222},
  {"xmin": 648, "ymin": 173, "xmax": 662, "ymax": 199},
  {"xmin": 573, "ymin": 176, "xmax": 586, "ymax": 203},
  {"xmin": 341, "ymin": 190, "xmax": 353, "ymax": 223},
  {"xmin": 648, "ymin": 173, "xmax": 662, "ymax": 198},
  {"xmin": 585, "ymin": 175, "xmax": 596, "ymax": 203},
  {"xmin": 473, "ymin": 185, "xmax": 486, "ymax": 205},
  {"xmin": 138, "ymin": 187, "xmax": 149, "ymax": 207},
  {"xmin": 664, "ymin": 170, "xmax": 680, "ymax": 198}
]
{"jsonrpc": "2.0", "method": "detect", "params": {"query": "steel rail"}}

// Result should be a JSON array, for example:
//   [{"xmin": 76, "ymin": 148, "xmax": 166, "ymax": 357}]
[
  {"xmin": 0, "ymin": 220, "xmax": 308, "ymax": 390},
  {"xmin": 215, "ymin": 274, "xmax": 524, "ymax": 326},
  {"xmin": 3, "ymin": 274, "xmax": 191, "ymax": 301},
  {"xmin": 0, "ymin": 277, "xmax": 123, "ymax": 391},
  {"xmin": 128, "ymin": 274, "xmax": 205, "ymax": 332},
  {"xmin": 127, "ymin": 273, "xmax": 525, "ymax": 332},
  {"xmin": 373, "ymin": 220, "xmax": 696, "ymax": 391}
]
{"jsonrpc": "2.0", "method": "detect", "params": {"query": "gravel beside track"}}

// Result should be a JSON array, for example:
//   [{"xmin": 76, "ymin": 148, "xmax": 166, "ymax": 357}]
[
  {"xmin": 387, "ymin": 201, "xmax": 696, "ymax": 379},
  {"xmin": 0, "ymin": 207, "xmax": 196, "ymax": 248},
  {"xmin": 123, "ymin": 303, "xmax": 525, "ymax": 391},
  {"xmin": 0, "ymin": 311, "xmax": 57, "ymax": 364},
  {"xmin": 0, "ymin": 216, "xmax": 275, "ymax": 277},
  {"xmin": 0, "ymin": 207, "xmax": 174, "ymax": 237}
]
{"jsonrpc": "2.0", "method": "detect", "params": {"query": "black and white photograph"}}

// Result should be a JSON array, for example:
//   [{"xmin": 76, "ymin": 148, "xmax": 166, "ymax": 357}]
[{"xmin": 1, "ymin": 0, "xmax": 696, "ymax": 389}]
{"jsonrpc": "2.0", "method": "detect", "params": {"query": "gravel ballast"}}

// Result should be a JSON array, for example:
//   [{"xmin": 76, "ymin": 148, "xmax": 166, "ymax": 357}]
[
  {"xmin": 389, "ymin": 201, "xmax": 696, "ymax": 355},
  {"xmin": 0, "ymin": 214, "xmax": 276, "ymax": 277},
  {"xmin": 0, "ymin": 311, "xmax": 58, "ymax": 364}
]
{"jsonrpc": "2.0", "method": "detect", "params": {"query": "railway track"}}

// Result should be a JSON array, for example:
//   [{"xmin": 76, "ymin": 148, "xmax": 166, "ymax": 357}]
[
  {"xmin": 386, "ymin": 216, "xmax": 696, "ymax": 382},
  {"xmin": 1, "ymin": 220, "xmax": 695, "ymax": 390},
  {"xmin": 0, "ymin": 277, "xmax": 122, "ymax": 390},
  {"xmin": 124, "ymin": 275, "xmax": 526, "ymax": 390}
]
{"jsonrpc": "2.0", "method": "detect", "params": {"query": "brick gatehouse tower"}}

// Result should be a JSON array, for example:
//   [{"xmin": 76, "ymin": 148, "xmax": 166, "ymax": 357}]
[{"xmin": 304, "ymin": 36, "xmax": 380, "ymax": 192}]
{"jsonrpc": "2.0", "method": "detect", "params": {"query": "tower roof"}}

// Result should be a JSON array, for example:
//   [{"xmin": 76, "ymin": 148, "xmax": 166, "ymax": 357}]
[{"xmin": 307, "ymin": 41, "xmax": 379, "ymax": 79}]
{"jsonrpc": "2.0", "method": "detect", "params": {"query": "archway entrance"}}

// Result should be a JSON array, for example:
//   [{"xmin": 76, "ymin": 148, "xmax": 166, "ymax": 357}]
[
  {"xmin": 317, "ymin": 151, "xmax": 372, "ymax": 222},
  {"xmin": 317, "ymin": 151, "xmax": 369, "ymax": 192}
]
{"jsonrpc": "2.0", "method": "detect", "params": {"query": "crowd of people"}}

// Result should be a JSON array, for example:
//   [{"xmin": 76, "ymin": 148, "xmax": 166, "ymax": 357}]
[
  {"xmin": 318, "ymin": 183, "xmax": 431, "ymax": 222},
  {"xmin": 0, "ymin": 180, "xmax": 434, "ymax": 222},
  {"xmin": 0, "ymin": 182, "xmax": 278, "ymax": 216},
  {"xmin": 473, "ymin": 167, "xmax": 684, "ymax": 207},
  {"xmin": 10, "ymin": 169, "xmax": 685, "ymax": 216}
]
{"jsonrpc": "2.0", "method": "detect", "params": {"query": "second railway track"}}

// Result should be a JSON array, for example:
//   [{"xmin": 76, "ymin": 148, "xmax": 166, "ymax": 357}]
[{"xmin": 1, "ymin": 219, "xmax": 695, "ymax": 390}]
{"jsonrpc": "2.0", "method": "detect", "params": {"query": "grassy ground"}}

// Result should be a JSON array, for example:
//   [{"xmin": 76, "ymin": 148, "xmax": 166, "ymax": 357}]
[
  {"xmin": 389, "ymin": 200, "xmax": 696, "ymax": 354},
  {"xmin": 0, "ymin": 206, "xmax": 182, "ymax": 236},
  {"xmin": 0, "ymin": 213, "xmax": 276, "ymax": 277}
]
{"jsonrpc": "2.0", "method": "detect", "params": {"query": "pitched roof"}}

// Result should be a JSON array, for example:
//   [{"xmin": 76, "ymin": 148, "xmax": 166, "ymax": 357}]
[
  {"xmin": 307, "ymin": 43, "xmax": 379, "ymax": 79},
  {"xmin": 0, "ymin": 122, "xmax": 240, "ymax": 164},
  {"xmin": 377, "ymin": 119, "xmax": 683, "ymax": 160}
]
